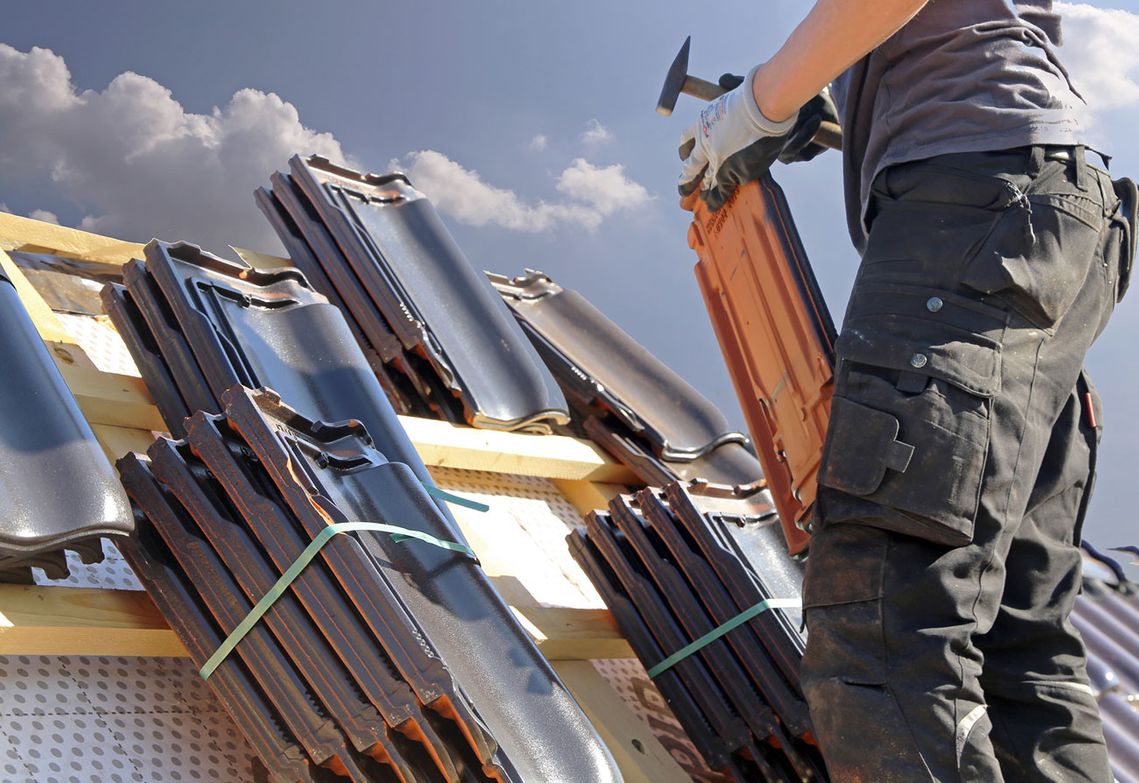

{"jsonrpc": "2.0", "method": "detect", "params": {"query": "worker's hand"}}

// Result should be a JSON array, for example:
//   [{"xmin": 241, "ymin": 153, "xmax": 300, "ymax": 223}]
[
  {"xmin": 779, "ymin": 86, "xmax": 840, "ymax": 164},
  {"xmin": 678, "ymin": 65, "xmax": 797, "ymax": 211}
]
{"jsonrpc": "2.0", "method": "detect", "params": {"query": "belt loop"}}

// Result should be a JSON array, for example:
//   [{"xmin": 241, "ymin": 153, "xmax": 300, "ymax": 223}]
[
  {"xmin": 1027, "ymin": 145, "xmax": 1045, "ymax": 176},
  {"xmin": 1075, "ymin": 145, "xmax": 1089, "ymax": 192}
]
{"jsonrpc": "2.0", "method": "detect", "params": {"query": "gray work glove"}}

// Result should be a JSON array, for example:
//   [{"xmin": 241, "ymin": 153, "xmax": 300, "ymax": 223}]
[
  {"xmin": 716, "ymin": 74, "xmax": 839, "ymax": 164},
  {"xmin": 678, "ymin": 65, "xmax": 796, "ymax": 212},
  {"xmin": 779, "ymin": 86, "xmax": 840, "ymax": 164}
]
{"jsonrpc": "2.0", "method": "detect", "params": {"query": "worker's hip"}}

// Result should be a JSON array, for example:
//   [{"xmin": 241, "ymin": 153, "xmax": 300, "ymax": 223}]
[{"xmin": 814, "ymin": 145, "xmax": 1123, "ymax": 550}]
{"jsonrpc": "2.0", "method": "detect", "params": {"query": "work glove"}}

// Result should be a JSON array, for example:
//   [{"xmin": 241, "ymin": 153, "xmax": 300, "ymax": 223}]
[
  {"xmin": 716, "ymin": 74, "xmax": 840, "ymax": 164},
  {"xmin": 779, "ymin": 86, "xmax": 840, "ymax": 164},
  {"xmin": 678, "ymin": 65, "xmax": 797, "ymax": 212}
]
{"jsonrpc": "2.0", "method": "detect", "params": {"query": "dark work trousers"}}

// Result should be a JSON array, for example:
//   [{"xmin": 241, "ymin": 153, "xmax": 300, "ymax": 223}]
[{"xmin": 801, "ymin": 146, "xmax": 1127, "ymax": 782}]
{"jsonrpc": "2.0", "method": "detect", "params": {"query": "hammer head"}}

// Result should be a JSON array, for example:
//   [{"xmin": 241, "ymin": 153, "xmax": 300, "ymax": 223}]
[{"xmin": 656, "ymin": 36, "xmax": 691, "ymax": 116}]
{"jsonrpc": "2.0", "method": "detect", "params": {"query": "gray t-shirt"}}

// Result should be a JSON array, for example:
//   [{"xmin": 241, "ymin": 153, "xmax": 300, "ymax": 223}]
[{"xmin": 832, "ymin": 0, "xmax": 1086, "ymax": 250}]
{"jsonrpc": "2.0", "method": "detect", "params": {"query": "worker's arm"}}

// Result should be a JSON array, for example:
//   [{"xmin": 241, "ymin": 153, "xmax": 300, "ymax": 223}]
[
  {"xmin": 680, "ymin": 0, "xmax": 930, "ymax": 210},
  {"xmin": 754, "ymin": 0, "xmax": 931, "ymax": 122}
]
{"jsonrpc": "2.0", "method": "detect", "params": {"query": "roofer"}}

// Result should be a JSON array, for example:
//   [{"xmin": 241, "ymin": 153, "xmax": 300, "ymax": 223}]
[{"xmin": 678, "ymin": 1, "xmax": 1134, "ymax": 780}]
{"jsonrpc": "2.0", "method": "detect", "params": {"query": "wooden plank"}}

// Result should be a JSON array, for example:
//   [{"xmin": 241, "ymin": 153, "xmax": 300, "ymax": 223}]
[
  {"xmin": 92, "ymin": 424, "xmax": 157, "ymax": 464},
  {"xmin": 403, "ymin": 416, "xmax": 637, "ymax": 482},
  {"xmin": 0, "ymin": 212, "xmax": 144, "ymax": 265},
  {"xmin": 58, "ymin": 364, "xmax": 167, "ymax": 432},
  {"xmin": 553, "ymin": 479, "xmax": 625, "ymax": 517},
  {"xmin": 553, "ymin": 660, "xmax": 691, "ymax": 783},
  {"xmin": 0, "ymin": 585, "xmax": 187, "ymax": 657},
  {"xmin": 0, "ymin": 583, "xmax": 627, "ymax": 661},
  {"xmin": 512, "ymin": 605, "xmax": 633, "ymax": 660}
]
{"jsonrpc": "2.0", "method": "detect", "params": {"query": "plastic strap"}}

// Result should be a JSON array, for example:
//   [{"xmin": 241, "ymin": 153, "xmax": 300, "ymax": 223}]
[
  {"xmin": 423, "ymin": 484, "xmax": 490, "ymax": 513},
  {"xmin": 199, "ymin": 520, "xmax": 476, "ymax": 680},
  {"xmin": 646, "ymin": 597, "xmax": 801, "ymax": 679}
]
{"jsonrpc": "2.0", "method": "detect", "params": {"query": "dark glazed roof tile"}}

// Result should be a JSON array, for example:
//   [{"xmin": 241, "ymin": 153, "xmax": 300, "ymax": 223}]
[
  {"xmin": 0, "ymin": 271, "xmax": 132, "ymax": 570},
  {"xmin": 492, "ymin": 269, "xmax": 766, "ymax": 493},
  {"xmin": 284, "ymin": 155, "xmax": 569, "ymax": 433},
  {"xmin": 493, "ymin": 270, "xmax": 743, "ymax": 458}
]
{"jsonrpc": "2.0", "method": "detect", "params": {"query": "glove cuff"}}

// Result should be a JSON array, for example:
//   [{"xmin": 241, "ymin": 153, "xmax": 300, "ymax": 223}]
[{"xmin": 742, "ymin": 65, "xmax": 797, "ymax": 136}]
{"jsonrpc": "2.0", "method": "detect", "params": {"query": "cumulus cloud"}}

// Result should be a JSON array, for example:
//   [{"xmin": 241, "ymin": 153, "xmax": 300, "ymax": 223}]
[
  {"xmin": 579, "ymin": 119, "xmax": 613, "ymax": 145},
  {"xmin": 0, "ymin": 43, "xmax": 347, "ymax": 254},
  {"xmin": 401, "ymin": 150, "xmax": 650, "ymax": 233},
  {"xmin": 555, "ymin": 158, "xmax": 651, "ymax": 214},
  {"xmin": 529, "ymin": 134, "xmax": 549, "ymax": 151},
  {"xmin": 1056, "ymin": 4, "xmax": 1139, "ymax": 125},
  {"xmin": 28, "ymin": 209, "xmax": 59, "ymax": 225}
]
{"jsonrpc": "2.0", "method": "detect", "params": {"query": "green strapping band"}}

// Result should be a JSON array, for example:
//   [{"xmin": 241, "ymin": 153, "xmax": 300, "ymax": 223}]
[
  {"xmin": 199, "ymin": 513, "xmax": 479, "ymax": 681},
  {"xmin": 646, "ymin": 597, "xmax": 801, "ymax": 679},
  {"xmin": 424, "ymin": 484, "xmax": 490, "ymax": 513}
]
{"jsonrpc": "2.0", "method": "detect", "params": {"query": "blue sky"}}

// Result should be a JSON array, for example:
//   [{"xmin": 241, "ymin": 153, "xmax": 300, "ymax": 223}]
[{"xmin": 1, "ymin": 1, "xmax": 1135, "ymax": 555}]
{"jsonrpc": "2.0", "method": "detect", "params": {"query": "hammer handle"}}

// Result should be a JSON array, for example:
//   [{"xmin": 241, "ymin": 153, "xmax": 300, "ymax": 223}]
[
  {"xmin": 680, "ymin": 75, "xmax": 725, "ymax": 102},
  {"xmin": 813, "ymin": 121, "xmax": 843, "ymax": 151}
]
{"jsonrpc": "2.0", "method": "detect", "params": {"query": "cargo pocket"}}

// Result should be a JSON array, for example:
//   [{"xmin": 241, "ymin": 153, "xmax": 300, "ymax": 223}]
[
  {"xmin": 818, "ymin": 284, "xmax": 1006, "ymax": 547},
  {"xmin": 960, "ymin": 189, "xmax": 1105, "ymax": 328}
]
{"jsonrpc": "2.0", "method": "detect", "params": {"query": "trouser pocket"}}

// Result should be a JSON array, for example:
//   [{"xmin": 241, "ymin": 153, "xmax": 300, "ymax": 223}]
[
  {"xmin": 959, "ymin": 190, "xmax": 1104, "ymax": 328},
  {"xmin": 817, "ymin": 283, "xmax": 1007, "ymax": 546}
]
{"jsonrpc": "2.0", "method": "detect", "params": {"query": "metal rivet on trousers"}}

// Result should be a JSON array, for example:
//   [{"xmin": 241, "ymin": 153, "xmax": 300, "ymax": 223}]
[
  {"xmin": 910, "ymin": 353, "xmax": 928, "ymax": 368},
  {"xmin": 926, "ymin": 296, "xmax": 944, "ymax": 312}
]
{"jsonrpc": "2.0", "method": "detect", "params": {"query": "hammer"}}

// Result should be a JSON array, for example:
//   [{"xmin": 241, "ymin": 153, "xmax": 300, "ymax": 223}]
[{"xmin": 657, "ymin": 36, "xmax": 843, "ymax": 152}]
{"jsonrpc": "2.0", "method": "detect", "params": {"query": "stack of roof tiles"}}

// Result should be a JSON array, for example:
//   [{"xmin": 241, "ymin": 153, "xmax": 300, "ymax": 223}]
[
  {"xmin": 491, "ymin": 270, "xmax": 770, "ymax": 515},
  {"xmin": 256, "ymin": 155, "xmax": 569, "ymax": 432},
  {"xmin": 100, "ymin": 240, "xmax": 618, "ymax": 782},
  {"xmin": 0, "ymin": 259, "xmax": 131, "ymax": 580},
  {"xmin": 570, "ymin": 484, "xmax": 824, "ymax": 782},
  {"xmin": 491, "ymin": 268, "xmax": 816, "ymax": 779}
]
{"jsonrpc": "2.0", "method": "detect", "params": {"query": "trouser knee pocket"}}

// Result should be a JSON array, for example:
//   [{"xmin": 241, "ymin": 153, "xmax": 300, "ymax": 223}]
[{"xmin": 817, "ymin": 283, "xmax": 1007, "ymax": 546}]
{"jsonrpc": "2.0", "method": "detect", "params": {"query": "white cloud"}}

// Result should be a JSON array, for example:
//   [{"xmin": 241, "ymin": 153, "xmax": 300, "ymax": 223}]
[
  {"xmin": 555, "ymin": 158, "xmax": 651, "ymax": 214},
  {"xmin": 0, "ymin": 43, "xmax": 347, "ymax": 254},
  {"xmin": 579, "ymin": 119, "xmax": 613, "ymax": 145},
  {"xmin": 529, "ymin": 134, "xmax": 549, "ymax": 151},
  {"xmin": 28, "ymin": 209, "xmax": 59, "ymax": 225},
  {"xmin": 0, "ymin": 203, "xmax": 9, "ymax": 214},
  {"xmin": 401, "ymin": 150, "xmax": 650, "ymax": 233},
  {"xmin": 1056, "ymin": 4, "xmax": 1139, "ymax": 118}
]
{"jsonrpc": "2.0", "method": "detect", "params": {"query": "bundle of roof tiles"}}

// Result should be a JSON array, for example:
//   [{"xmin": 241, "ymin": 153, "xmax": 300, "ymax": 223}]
[
  {"xmin": 491, "ymin": 270, "xmax": 771, "ymax": 518},
  {"xmin": 100, "ymin": 240, "xmax": 618, "ymax": 782},
  {"xmin": 0, "ymin": 259, "xmax": 131, "ymax": 581},
  {"xmin": 256, "ymin": 155, "xmax": 568, "ymax": 432},
  {"xmin": 569, "ymin": 483, "xmax": 825, "ymax": 782}
]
